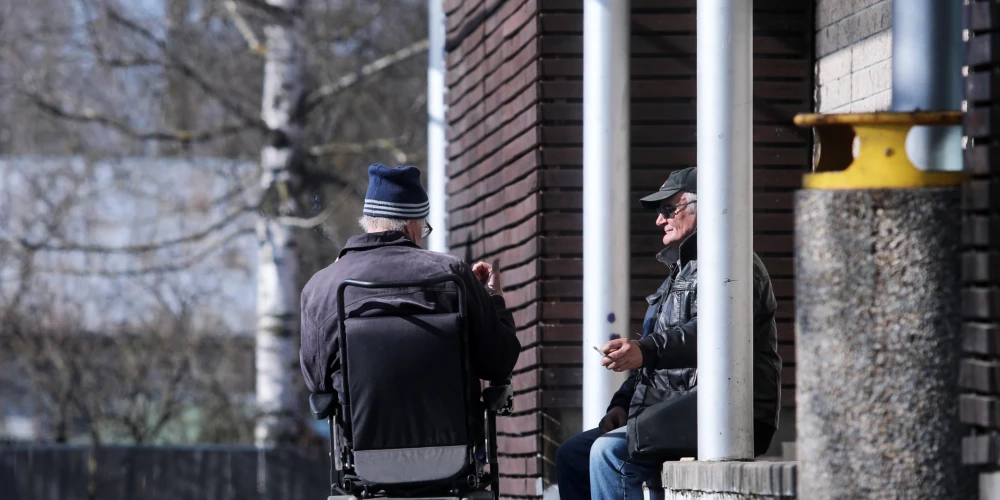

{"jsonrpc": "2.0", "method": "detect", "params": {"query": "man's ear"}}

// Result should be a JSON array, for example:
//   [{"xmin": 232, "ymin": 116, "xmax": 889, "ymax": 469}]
[{"xmin": 405, "ymin": 219, "xmax": 420, "ymax": 239}]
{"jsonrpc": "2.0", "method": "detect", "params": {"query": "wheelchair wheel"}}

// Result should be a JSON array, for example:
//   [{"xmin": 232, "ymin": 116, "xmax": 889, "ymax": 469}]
[{"xmin": 341, "ymin": 478, "xmax": 355, "ymax": 496}]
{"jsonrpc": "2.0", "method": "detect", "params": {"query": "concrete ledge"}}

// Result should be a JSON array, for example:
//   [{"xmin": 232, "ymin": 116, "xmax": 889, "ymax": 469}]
[{"xmin": 658, "ymin": 461, "xmax": 797, "ymax": 499}]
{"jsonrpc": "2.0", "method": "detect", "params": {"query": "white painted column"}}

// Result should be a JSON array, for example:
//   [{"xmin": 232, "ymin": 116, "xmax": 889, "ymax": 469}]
[
  {"xmin": 427, "ymin": 0, "xmax": 449, "ymax": 252},
  {"xmin": 696, "ymin": 0, "xmax": 754, "ymax": 460},
  {"xmin": 582, "ymin": 0, "xmax": 630, "ymax": 429}
]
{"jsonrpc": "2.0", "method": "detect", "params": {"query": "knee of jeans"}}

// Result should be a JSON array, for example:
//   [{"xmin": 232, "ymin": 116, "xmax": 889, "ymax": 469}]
[
  {"xmin": 556, "ymin": 435, "xmax": 581, "ymax": 470},
  {"xmin": 588, "ymin": 435, "xmax": 618, "ymax": 468},
  {"xmin": 555, "ymin": 441, "xmax": 570, "ymax": 469}
]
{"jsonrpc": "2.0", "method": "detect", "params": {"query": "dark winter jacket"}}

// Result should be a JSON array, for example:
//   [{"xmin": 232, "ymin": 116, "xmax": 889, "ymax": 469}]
[
  {"xmin": 608, "ymin": 233, "xmax": 782, "ymax": 431},
  {"xmin": 299, "ymin": 231, "xmax": 521, "ymax": 403}
]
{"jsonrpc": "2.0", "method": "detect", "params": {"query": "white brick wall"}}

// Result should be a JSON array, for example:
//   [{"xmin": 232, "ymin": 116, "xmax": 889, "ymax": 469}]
[{"xmin": 814, "ymin": 0, "xmax": 893, "ymax": 113}]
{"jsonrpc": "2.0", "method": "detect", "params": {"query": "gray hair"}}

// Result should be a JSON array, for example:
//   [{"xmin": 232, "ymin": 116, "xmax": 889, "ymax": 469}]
[
  {"xmin": 358, "ymin": 215, "xmax": 424, "ymax": 233},
  {"xmin": 682, "ymin": 192, "xmax": 697, "ymax": 214}
]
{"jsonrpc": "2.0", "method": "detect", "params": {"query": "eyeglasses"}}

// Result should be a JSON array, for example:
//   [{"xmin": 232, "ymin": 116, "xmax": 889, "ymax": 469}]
[
  {"xmin": 657, "ymin": 201, "xmax": 696, "ymax": 219},
  {"xmin": 421, "ymin": 222, "xmax": 433, "ymax": 239}
]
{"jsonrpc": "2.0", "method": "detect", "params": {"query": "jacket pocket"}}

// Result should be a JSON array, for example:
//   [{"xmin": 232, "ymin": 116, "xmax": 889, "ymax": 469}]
[
  {"xmin": 662, "ymin": 278, "xmax": 694, "ymax": 326},
  {"xmin": 672, "ymin": 278, "xmax": 697, "ymax": 323}
]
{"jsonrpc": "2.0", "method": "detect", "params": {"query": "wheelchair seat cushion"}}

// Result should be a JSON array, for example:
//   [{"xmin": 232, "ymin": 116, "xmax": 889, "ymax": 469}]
[{"xmin": 353, "ymin": 446, "xmax": 468, "ymax": 484}]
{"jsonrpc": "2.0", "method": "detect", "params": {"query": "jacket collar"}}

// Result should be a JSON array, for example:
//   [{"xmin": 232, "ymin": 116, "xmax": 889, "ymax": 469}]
[
  {"xmin": 655, "ymin": 231, "xmax": 698, "ymax": 268},
  {"xmin": 338, "ymin": 230, "xmax": 418, "ymax": 258}
]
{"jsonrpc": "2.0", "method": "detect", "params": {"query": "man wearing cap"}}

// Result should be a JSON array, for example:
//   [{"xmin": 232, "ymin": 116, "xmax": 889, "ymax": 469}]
[
  {"xmin": 554, "ymin": 167, "xmax": 782, "ymax": 500},
  {"xmin": 299, "ymin": 164, "xmax": 521, "ymax": 408}
]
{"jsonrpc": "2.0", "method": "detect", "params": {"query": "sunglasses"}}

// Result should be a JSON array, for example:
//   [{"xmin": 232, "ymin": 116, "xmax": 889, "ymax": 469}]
[
  {"xmin": 657, "ymin": 201, "xmax": 696, "ymax": 219},
  {"xmin": 421, "ymin": 222, "xmax": 433, "ymax": 239}
]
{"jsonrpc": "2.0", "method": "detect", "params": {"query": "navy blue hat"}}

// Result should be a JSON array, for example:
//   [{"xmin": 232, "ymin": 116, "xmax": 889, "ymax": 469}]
[{"xmin": 363, "ymin": 164, "xmax": 429, "ymax": 219}]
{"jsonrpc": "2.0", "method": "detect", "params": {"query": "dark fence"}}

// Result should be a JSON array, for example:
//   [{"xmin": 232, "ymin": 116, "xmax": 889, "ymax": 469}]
[{"xmin": 0, "ymin": 445, "xmax": 330, "ymax": 500}]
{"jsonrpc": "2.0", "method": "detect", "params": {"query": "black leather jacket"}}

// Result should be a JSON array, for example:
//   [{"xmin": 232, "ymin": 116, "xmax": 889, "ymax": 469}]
[{"xmin": 608, "ymin": 233, "xmax": 782, "ymax": 431}]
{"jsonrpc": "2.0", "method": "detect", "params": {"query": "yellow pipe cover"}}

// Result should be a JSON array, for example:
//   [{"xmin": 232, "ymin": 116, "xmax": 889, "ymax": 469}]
[{"xmin": 793, "ymin": 112, "xmax": 967, "ymax": 190}]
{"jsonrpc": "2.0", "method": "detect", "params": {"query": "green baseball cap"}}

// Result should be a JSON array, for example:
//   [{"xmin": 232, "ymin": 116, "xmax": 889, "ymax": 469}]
[{"xmin": 639, "ymin": 167, "xmax": 697, "ymax": 209}]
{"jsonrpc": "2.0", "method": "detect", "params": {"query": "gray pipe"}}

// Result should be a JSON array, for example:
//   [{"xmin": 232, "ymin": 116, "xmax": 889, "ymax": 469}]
[{"xmin": 890, "ymin": 0, "xmax": 963, "ymax": 171}]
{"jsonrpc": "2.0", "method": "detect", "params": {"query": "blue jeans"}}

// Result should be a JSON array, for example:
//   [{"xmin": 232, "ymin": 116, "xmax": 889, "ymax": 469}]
[{"xmin": 555, "ymin": 427, "xmax": 661, "ymax": 500}]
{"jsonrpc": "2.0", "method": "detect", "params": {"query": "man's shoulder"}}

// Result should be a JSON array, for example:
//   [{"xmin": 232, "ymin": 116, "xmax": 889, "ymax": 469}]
[
  {"xmin": 418, "ymin": 247, "xmax": 466, "ymax": 266},
  {"xmin": 301, "ymin": 259, "xmax": 343, "ymax": 307},
  {"xmin": 751, "ymin": 252, "xmax": 771, "ymax": 282},
  {"xmin": 394, "ymin": 246, "xmax": 472, "ymax": 276},
  {"xmin": 318, "ymin": 246, "xmax": 471, "ymax": 283}
]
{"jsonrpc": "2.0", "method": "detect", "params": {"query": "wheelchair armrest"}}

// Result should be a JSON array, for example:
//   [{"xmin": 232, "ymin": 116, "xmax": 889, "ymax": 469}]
[
  {"xmin": 482, "ymin": 378, "xmax": 514, "ymax": 416},
  {"xmin": 309, "ymin": 393, "xmax": 338, "ymax": 420}
]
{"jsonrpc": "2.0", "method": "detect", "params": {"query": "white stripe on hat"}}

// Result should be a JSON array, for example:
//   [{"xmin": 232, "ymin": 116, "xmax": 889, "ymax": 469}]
[
  {"xmin": 364, "ymin": 199, "xmax": 430, "ymax": 209},
  {"xmin": 364, "ymin": 208, "xmax": 430, "ymax": 219},
  {"xmin": 363, "ymin": 200, "xmax": 429, "ymax": 212},
  {"xmin": 364, "ymin": 206, "xmax": 429, "ymax": 215},
  {"xmin": 363, "ymin": 202, "xmax": 429, "ymax": 218}
]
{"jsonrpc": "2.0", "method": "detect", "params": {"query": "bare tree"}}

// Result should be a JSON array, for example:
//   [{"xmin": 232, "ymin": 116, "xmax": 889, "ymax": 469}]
[
  {"xmin": 0, "ymin": 158, "xmax": 260, "ymax": 445},
  {"xmin": 251, "ymin": 0, "xmax": 308, "ymax": 446},
  {"xmin": 0, "ymin": 303, "xmax": 259, "ymax": 445},
  {"xmin": 0, "ymin": 0, "xmax": 429, "ymax": 445}
]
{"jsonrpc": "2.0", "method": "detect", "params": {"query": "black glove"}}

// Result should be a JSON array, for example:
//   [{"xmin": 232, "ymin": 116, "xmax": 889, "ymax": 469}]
[{"xmin": 599, "ymin": 406, "xmax": 627, "ymax": 433}]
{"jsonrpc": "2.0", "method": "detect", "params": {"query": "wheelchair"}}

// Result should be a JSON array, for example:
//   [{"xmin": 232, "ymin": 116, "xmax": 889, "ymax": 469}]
[{"xmin": 309, "ymin": 275, "xmax": 514, "ymax": 500}]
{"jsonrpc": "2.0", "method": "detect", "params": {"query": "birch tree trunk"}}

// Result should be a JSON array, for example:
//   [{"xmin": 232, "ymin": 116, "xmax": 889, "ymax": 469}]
[{"xmin": 255, "ymin": 0, "xmax": 305, "ymax": 447}]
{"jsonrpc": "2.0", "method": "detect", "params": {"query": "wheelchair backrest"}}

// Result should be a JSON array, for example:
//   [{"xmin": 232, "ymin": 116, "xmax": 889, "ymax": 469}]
[{"xmin": 337, "ymin": 276, "xmax": 475, "ymax": 485}]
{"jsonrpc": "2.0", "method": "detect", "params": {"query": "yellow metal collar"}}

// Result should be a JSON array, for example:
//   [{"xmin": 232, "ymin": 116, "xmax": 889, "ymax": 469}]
[{"xmin": 793, "ymin": 111, "xmax": 967, "ymax": 189}]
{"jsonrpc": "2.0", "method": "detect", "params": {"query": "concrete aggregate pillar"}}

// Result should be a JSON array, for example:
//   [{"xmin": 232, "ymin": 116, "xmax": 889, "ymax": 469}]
[
  {"xmin": 795, "ymin": 188, "xmax": 967, "ymax": 499},
  {"xmin": 793, "ymin": 112, "xmax": 971, "ymax": 499}
]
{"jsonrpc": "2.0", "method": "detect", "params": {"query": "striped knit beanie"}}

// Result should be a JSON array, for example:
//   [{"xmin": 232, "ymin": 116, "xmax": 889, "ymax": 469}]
[{"xmin": 362, "ymin": 164, "xmax": 430, "ymax": 219}]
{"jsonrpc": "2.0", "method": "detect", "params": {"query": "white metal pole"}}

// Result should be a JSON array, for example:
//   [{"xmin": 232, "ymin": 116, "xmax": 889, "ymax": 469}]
[
  {"xmin": 427, "ymin": 0, "xmax": 448, "ymax": 252},
  {"xmin": 890, "ymin": 0, "xmax": 963, "ymax": 172},
  {"xmin": 696, "ymin": 0, "xmax": 754, "ymax": 460},
  {"xmin": 582, "ymin": 0, "xmax": 630, "ymax": 430}
]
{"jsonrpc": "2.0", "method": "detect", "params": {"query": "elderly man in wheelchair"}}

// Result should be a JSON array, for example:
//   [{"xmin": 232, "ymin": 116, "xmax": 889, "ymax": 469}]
[{"xmin": 300, "ymin": 164, "xmax": 521, "ymax": 500}]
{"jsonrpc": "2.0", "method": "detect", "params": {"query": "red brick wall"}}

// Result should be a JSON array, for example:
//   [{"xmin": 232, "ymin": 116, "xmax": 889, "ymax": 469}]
[
  {"xmin": 959, "ymin": 0, "xmax": 1000, "ymax": 473},
  {"xmin": 444, "ymin": 1, "xmax": 547, "ymax": 496},
  {"xmin": 444, "ymin": 1, "xmax": 814, "ymax": 496}
]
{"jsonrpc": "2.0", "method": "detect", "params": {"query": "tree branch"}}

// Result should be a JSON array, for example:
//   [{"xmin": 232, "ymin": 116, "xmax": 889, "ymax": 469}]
[
  {"xmin": 102, "ymin": 55, "xmax": 163, "ymax": 68},
  {"xmin": 274, "ymin": 185, "xmax": 353, "ymax": 228},
  {"xmin": 317, "ymin": 3, "xmax": 385, "ymax": 45},
  {"xmin": 308, "ymin": 135, "xmax": 409, "ymax": 163},
  {"xmin": 104, "ymin": 6, "xmax": 265, "ymax": 129},
  {"xmin": 298, "ymin": 168, "xmax": 365, "ymax": 198},
  {"xmin": 275, "ymin": 204, "xmax": 336, "ymax": 228},
  {"xmin": 24, "ymin": 90, "xmax": 251, "ymax": 144},
  {"xmin": 233, "ymin": 0, "xmax": 294, "ymax": 20},
  {"xmin": 35, "ymin": 228, "xmax": 255, "ymax": 277},
  {"xmin": 224, "ymin": 0, "xmax": 265, "ymax": 55},
  {"xmin": 26, "ymin": 204, "xmax": 258, "ymax": 255},
  {"xmin": 303, "ymin": 38, "xmax": 429, "ymax": 115}
]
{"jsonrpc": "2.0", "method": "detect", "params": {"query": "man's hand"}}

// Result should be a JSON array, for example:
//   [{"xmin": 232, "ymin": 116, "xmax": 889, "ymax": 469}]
[
  {"xmin": 472, "ymin": 260, "xmax": 503, "ymax": 296},
  {"xmin": 599, "ymin": 406, "xmax": 627, "ymax": 433},
  {"xmin": 600, "ymin": 338, "xmax": 643, "ymax": 372}
]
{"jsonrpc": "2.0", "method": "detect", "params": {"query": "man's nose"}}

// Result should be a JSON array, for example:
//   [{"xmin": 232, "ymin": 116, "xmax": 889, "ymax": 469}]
[{"xmin": 656, "ymin": 213, "xmax": 667, "ymax": 226}]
